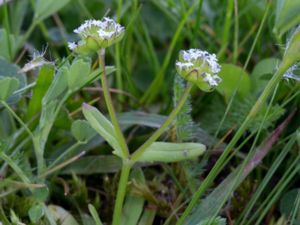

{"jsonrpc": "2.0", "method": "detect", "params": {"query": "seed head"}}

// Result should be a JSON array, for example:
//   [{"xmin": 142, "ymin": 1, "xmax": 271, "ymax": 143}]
[{"xmin": 176, "ymin": 49, "xmax": 221, "ymax": 91}]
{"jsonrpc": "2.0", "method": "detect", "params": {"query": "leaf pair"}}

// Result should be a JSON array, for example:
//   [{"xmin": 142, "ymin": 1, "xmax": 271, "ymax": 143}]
[
  {"xmin": 43, "ymin": 57, "xmax": 115, "ymax": 105},
  {"xmin": 82, "ymin": 104, "xmax": 206, "ymax": 162}
]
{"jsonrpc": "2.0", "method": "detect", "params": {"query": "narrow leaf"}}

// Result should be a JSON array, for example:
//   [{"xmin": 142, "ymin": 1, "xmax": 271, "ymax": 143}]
[
  {"xmin": 138, "ymin": 142, "xmax": 206, "ymax": 163},
  {"xmin": 88, "ymin": 204, "xmax": 103, "ymax": 225},
  {"xmin": 82, "ymin": 103, "xmax": 122, "ymax": 156}
]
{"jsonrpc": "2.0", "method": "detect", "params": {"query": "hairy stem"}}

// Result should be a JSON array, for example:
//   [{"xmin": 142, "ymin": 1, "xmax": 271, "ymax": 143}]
[{"xmin": 131, "ymin": 83, "xmax": 193, "ymax": 162}]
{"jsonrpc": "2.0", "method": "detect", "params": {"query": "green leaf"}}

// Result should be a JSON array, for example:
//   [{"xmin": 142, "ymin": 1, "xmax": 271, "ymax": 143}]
[
  {"xmin": 196, "ymin": 217, "xmax": 226, "ymax": 225},
  {"xmin": 28, "ymin": 203, "xmax": 44, "ymax": 223},
  {"xmin": 61, "ymin": 155, "xmax": 122, "ymax": 174},
  {"xmin": 10, "ymin": 0, "xmax": 28, "ymax": 36},
  {"xmin": 137, "ymin": 208, "xmax": 156, "ymax": 225},
  {"xmin": 0, "ymin": 29, "xmax": 19, "ymax": 61},
  {"xmin": 34, "ymin": 0, "xmax": 71, "ymax": 22},
  {"xmin": 138, "ymin": 142, "xmax": 206, "ymax": 163},
  {"xmin": 274, "ymin": 0, "xmax": 300, "ymax": 37},
  {"xmin": 122, "ymin": 169, "xmax": 145, "ymax": 225},
  {"xmin": 42, "ymin": 65, "xmax": 68, "ymax": 105},
  {"xmin": 71, "ymin": 120, "xmax": 96, "ymax": 142},
  {"xmin": 82, "ymin": 103, "xmax": 123, "ymax": 157},
  {"xmin": 32, "ymin": 187, "xmax": 49, "ymax": 202},
  {"xmin": 0, "ymin": 58, "xmax": 27, "ymax": 103},
  {"xmin": 88, "ymin": 204, "xmax": 103, "ymax": 225},
  {"xmin": 67, "ymin": 59, "xmax": 91, "ymax": 91},
  {"xmin": 26, "ymin": 64, "xmax": 55, "ymax": 120},
  {"xmin": 251, "ymin": 58, "xmax": 280, "ymax": 91},
  {"xmin": 117, "ymin": 111, "xmax": 166, "ymax": 128},
  {"xmin": 216, "ymin": 64, "xmax": 251, "ymax": 100},
  {"xmin": 280, "ymin": 189, "xmax": 300, "ymax": 221},
  {"xmin": 0, "ymin": 77, "xmax": 19, "ymax": 101}
]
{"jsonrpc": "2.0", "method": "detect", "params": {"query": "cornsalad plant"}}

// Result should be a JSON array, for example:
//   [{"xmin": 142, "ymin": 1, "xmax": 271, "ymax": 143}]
[{"xmin": 0, "ymin": 1, "xmax": 300, "ymax": 225}]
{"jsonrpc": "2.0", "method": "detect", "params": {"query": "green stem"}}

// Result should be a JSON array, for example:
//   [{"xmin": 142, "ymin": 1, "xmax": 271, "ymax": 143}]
[
  {"xmin": 98, "ymin": 49, "xmax": 129, "ymax": 158},
  {"xmin": 115, "ymin": 0, "xmax": 124, "ymax": 106},
  {"xmin": 176, "ymin": 61, "xmax": 291, "ymax": 225},
  {"xmin": 112, "ymin": 161, "xmax": 132, "ymax": 225},
  {"xmin": 131, "ymin": 83, "xmax": 193, "ymax": 162}
]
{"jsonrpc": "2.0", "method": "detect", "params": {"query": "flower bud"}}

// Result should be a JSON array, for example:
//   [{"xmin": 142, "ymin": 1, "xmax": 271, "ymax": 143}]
[
  {"xmin": 68, "ymin": 17, "xmax": 125, "ymax": 54},
  {"xmin": 176, "ymin": 49, "xmax": 221, "ymax": 91}
]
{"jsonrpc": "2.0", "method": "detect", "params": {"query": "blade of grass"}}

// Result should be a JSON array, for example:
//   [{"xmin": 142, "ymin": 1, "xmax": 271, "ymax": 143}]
[
  {"xmin": 251, "ymin": 155, "xmax": 300, "ymax": 225},
  {"xmin": 232, "ymin": 0, "xmax": 239, "ymax": 64},
  {"xmin": 217, "ymin": 0, "xmax": 234, "ymax": 60},
  {"xmin": 2, "ymin": 0, "xmax": 12, "ymax": 61}
]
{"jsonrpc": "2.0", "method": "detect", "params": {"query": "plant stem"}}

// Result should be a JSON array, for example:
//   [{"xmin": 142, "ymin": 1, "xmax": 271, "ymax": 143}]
[
  {"xmin": 98, "ymin": 49, "xmax": 129, "ymax": 158},
  {"xmin": 112, "ymin": 161, "xmax": 132, "ymax": 225},
  {"xmin": 176, "ymin": 61, "xmax": 292, "ymax": 225},
  {"xmin": 131, "ymin": 83, "xmax": 193, "ymax": 162}
]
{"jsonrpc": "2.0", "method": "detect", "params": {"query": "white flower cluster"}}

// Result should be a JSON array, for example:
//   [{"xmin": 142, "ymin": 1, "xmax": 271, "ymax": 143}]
[
  {"xmin": 73, "ymin": 18, "xmax": 124, "ymax": 39},
  {"xmin": 68, "ymin": 17, "xmax": 125, "ymax": 53},
  {"xmin": 175, "ymin": 48, "xmax": 222, "ymax": 91},
  {"xmin": 179, "ymin": 49, "xmax": 221, "ymax": 74}
]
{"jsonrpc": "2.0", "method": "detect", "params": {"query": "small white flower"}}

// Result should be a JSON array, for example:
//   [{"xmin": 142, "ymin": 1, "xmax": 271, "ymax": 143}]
[
  {"xmin": 202, "ymin": 74, "xmax": 222, "ymax": 87},
  {"xmin": 283, "ymin": 63, "xmax": 300, "ymax": 81},
  {"xmin": 180, "ymin": 49, "xmax": 221, "ymax": 74},
  {"xmin": 68, "ymin": 42, "xmax": 77, "ymax": 50}
]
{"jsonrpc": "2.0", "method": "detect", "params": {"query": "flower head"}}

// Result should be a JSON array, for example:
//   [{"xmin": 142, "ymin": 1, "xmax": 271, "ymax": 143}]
[
  {"xmin": 68, "ymin": 17, "xmax": 125, "ymax": 54},
  {"xmin": 176, "ymin": 49, "xmax": 221, "ymax": 91}
]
